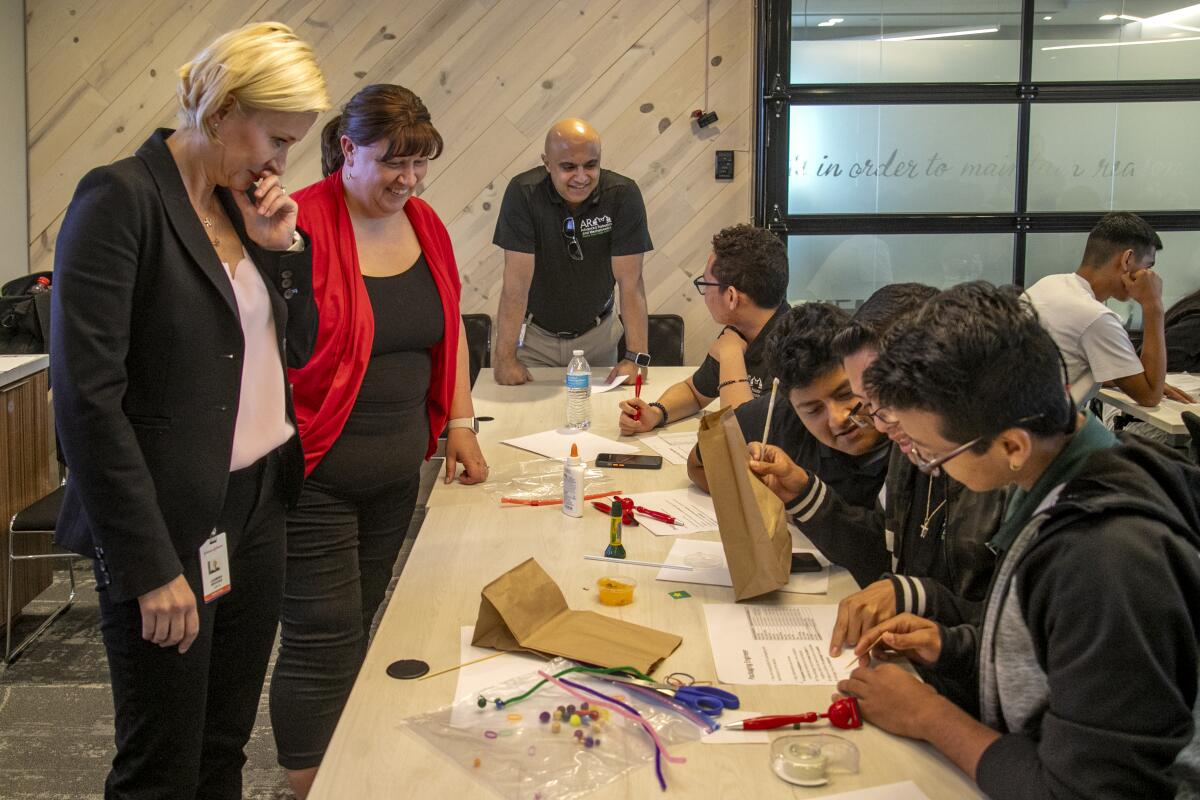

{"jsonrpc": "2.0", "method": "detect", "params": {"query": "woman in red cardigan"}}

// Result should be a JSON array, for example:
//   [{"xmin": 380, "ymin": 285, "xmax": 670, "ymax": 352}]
[{"xmin": 269, "ymin": 84, "xmax": 487, "ymax": 798}]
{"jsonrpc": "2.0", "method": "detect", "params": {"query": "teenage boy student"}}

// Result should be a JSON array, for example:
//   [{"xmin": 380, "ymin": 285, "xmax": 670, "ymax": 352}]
[
  {"xmin": 686, "ymin": 302, "xmax": 889, "ymax": 510},
  {"xmin": 618, "ymin": 224, "xmax": 788, "ymax": 434},
  {"xmin": 749, "ymin": 285, "xmax": 1003, "ymax": 657},
  {"xmin": 839, "ymin": 282, "xmax": 1200, "ymax": 799},
  {"xmin": 1025, "ymin": 211, "xmax": 1194, "ymax": 406}
]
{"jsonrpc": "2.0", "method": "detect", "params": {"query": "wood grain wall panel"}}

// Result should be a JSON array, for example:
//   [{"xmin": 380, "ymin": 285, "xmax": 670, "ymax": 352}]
[{"xmin": 27, "ymin": 0, "xmax": 754, "ymax": 363}]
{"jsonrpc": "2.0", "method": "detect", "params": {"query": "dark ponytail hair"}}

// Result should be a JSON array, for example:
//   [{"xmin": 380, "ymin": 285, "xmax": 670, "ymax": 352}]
[{"xmin": 319, "ymin": 84, "xmax": 444, "ymax": 177}]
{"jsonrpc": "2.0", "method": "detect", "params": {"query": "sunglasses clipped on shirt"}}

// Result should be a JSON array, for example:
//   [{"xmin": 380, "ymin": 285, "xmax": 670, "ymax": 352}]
[{"xmin": 562, "ymin": 217, "xmax": 584, "ymax": 261}]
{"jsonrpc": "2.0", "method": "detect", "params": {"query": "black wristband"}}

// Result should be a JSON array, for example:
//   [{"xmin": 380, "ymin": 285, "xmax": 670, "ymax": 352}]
[
  {"xmin": 648, "ymin": 401, "xmax": 668, "ymax": 429},
  {"xmin": 717, "ymin": 377, "xmax": 749, "ymax": 390}
]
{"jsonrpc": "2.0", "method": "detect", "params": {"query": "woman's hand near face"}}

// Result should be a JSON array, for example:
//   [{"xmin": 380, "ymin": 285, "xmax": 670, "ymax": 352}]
[
  {"xmin": 445, "ymin": 428, "xmax": 488, "ymax": 485},
  {"xmin": 232, "ymin": 170, "xmax": 298, "ymax": 251}
]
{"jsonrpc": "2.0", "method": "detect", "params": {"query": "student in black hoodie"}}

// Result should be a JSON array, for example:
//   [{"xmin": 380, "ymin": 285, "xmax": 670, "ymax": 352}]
[{"xmin": 837, "ymin": 282, "xmax": 1200, "ymax": 799}]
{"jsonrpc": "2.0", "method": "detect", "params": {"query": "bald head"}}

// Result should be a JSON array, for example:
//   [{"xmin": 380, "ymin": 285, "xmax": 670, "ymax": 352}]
[
  {"xmin": 545, "ymin": 118, "xmax": 600, "ymax": 154},
  {"xmin": 542, "ymin": 119, "xmax": 602, "ymax": 207}
]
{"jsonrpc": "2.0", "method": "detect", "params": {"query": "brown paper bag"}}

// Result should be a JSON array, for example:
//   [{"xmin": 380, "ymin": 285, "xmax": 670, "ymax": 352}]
[
  {"xmin": 472, "ymin": 558, "xmax": 682, "ymax": 673},
  {"xmin": 697, "ymin": 407, "xmax": 791, "ymax": 600}
]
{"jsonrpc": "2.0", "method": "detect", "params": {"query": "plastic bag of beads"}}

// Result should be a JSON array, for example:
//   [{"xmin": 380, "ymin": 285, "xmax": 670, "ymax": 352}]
[
  {"xmin": 482, "ymin": 458, "xmax": 613, "ymax": 504},
  {"xmin": 400, "ymin": 659, "xmax": 710, "ymax": 800}
]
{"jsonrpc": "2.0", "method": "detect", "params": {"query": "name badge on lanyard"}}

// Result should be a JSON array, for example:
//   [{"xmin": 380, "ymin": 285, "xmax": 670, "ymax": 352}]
[{"xmin": 200, "ymin": 529, "xmax": 232, "ymax": 603}]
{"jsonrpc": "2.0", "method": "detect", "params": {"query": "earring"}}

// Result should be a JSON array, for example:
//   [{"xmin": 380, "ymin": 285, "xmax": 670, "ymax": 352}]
[
  {"xmin": 345, "ymin": 165, "xmax": 354, "ymax": 180},
  {"xmin": 1010, "ymin": 462, "xmax": 1021, "ymax": 472}
]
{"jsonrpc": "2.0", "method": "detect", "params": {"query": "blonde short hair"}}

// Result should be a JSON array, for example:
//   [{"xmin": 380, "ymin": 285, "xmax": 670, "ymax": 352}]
[{"xmin": 177, "ymin": 22, "xmax": 330, "ymax": 139}]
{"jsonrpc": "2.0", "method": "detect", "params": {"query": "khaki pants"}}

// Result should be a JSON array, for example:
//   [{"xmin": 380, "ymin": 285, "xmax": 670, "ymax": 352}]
[{"xmin": 517, "ymin": 312, "xmax": 623, "ymax": 368}]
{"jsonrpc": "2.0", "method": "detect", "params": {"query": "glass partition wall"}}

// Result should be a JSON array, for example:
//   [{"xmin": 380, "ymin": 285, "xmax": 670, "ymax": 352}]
[{"xmin": 757, "ymin": 1, "xmax": 1200, "ymax": 311}]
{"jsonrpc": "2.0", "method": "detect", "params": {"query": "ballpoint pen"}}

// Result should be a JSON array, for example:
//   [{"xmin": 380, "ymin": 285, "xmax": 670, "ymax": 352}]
[
  {"xmin": 722, "ymin": 698, "xmax": 861, "ymax": 730},
  {"xmin": 634, "ymin": 506, "xmax": 683, "ymax": 526}
]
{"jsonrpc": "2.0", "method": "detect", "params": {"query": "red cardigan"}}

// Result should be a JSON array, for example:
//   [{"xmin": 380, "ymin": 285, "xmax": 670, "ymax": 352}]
[{"xmin": 289, "ymin": 170, "xmax": 461, "ymax": 475}]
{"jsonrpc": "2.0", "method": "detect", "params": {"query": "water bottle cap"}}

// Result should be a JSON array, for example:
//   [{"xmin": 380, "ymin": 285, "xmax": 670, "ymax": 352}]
[{"xmin": 572, "ymin": 349, "xmax": 584, "ymax": 356}]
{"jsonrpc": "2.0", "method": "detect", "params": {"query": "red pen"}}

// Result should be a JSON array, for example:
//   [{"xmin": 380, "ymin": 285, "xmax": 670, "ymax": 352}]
[
  {"xmin": 634, "ymin": 506, "xmax": 682, "ymax": 526},
  {"xmin": 723, "ymin": 698, "xmax": 862, "ymax": 731},
  {"xmin": 632, "ymin": 372, "xmax": 643, "ymax": 421}
]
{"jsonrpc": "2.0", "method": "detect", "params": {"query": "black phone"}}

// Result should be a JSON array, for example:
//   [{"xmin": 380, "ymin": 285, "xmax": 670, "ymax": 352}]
[
  {"xmin": 595, "ymin": 453, "xmax": 663, "ymax": 469},
  {"xmin": 790, "ymin": 552, "xmax": 822, "ymax": 573}
]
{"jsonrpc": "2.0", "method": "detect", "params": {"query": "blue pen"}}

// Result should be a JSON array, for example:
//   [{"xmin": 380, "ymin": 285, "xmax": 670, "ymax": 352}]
[{"xmin": 517, "ymin": 312, "xmax": 532, "ymax": 348}]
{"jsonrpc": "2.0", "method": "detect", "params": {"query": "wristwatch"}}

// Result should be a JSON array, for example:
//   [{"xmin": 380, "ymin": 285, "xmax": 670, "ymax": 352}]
[{"xmin": 623, "ymin": 350, "xmax": 651, "ymax": 367}]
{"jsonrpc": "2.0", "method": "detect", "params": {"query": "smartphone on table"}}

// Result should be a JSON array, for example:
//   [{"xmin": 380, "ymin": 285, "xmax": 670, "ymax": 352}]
[{"xmin": 595, "ymin": 453, "xmax": 663, "ymax": 469}]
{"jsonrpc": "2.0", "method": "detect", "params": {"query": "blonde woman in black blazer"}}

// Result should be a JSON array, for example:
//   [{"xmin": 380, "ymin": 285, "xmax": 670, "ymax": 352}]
[{"xmin": 50, "ymin": 23, "xmax": 328, "ymax": 800}]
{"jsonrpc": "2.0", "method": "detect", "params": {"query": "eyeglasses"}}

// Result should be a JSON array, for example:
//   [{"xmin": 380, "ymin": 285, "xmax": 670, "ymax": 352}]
[
  {"xmin": 563, "ymin": 217, "xmax": 583, "ymax": 261},
  {"xmin": 693, "ymin": 276, "xmax": 723, "ymax": 295},
  {"xmin": 848, "ymin": 400, "xmax": 898, "ymax": 430},
  {"xmin": 909, "ymin": 414, "xmax": 1043, "ymax": 475}
]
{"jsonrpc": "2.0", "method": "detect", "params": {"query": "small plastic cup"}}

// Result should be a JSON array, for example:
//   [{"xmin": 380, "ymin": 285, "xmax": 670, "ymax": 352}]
[{"xmin": 596, "ymin": 576, "xmax": 637, "ymax": 606}]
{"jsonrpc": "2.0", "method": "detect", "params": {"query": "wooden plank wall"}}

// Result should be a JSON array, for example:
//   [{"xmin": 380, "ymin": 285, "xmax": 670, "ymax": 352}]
[{"xmin": 26, "ymin": 0, "xmax": 755, "ymax": 363}]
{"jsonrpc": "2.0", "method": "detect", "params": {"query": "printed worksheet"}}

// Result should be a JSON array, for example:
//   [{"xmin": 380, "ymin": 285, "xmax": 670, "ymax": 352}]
[
  {"xmin": 642, "ymin": 430, "xmax": 699, "ymax": 465},
  {"xmin": 702, "ymin": 604, "xmax": 857, "ymax": 685},
  {"xmin": 622, "ymin": 487, "xmax": 719, "ymax": 535}
]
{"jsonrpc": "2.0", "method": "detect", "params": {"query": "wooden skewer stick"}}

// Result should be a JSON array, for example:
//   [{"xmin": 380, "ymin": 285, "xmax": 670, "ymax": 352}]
[
  {"xmin": 761, "ymin": 377, "xmax": 780, "ymax": 453},
  {"xmin": 418, "ymin": 651, "xmax": 506, "ymax": 681},
  {"xmin": 841, "ymin": 634, "xmax": 887, "ymax": 674}
]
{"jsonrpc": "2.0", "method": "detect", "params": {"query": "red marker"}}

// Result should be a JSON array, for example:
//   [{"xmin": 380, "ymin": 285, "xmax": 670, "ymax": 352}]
[{"xmin": 633, "ymin": 372, "xmax": 643, "ymax": 421}]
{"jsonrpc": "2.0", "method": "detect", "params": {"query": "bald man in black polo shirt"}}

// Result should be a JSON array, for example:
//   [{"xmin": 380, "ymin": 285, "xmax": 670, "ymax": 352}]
[{"xmin": 492, "ymin": 119, "xmax": 653, "ymax": 385}]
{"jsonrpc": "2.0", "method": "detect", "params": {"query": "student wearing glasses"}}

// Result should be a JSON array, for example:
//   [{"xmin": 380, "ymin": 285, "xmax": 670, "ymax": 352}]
[
  {"xmin": 839, "ymin": 282, "xmax": 1200, "ymax": 799},
  {"xmin": 619, "ymin": 224, "xmax": 790, "ymax": 434},
  {"xmin": 492, "ymin": 118, "xmax": 653, "ymax": 384},
  {"xmin": 748, "ymin": 286, "xmax": 1002, "ymax": 667}
]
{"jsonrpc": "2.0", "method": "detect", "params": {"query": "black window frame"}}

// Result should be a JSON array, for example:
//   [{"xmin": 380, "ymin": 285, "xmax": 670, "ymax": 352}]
[{"xmin": 754, "ymin": 1, "xmax": 1200, "ymax": 287}]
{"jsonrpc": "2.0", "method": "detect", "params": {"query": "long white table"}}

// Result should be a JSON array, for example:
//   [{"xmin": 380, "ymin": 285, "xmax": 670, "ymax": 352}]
[
  {"xmin": 310, "ymin": 368, "xmax": 983, "ymax": 799},
  {"xmin": 1099, "ymin": 372, "xmax": 1200, "ymax": 445}
]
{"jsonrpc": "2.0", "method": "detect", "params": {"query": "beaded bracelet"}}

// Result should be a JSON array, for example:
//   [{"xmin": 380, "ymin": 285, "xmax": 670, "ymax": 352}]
[
  {"xmin": 648, "ymin": 401, "xmax": 668, "ymax": 429},
  {"xmin": 717, "ymin": 377, "xmax": 749, "ymax": 390}
]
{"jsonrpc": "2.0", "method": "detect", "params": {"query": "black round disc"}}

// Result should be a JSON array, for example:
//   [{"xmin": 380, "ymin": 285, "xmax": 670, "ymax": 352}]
[{"xmin": 386, "ymin": 659, "xmax": 430, "ymax": 680}]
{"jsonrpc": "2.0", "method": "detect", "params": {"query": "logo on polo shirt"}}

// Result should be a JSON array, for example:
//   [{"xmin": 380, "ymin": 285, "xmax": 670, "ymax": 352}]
[{"xmin": 579, "ymin": 214, "xmax": 613, "ymax": 238}]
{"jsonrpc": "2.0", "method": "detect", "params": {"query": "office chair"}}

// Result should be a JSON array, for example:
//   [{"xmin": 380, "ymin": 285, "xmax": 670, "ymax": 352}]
[
  {"xmin": 5, "ymin": 485, "xmax": 72, "ymax": 663},
  {"xmin": 462, "ymin": 314, "xmax": 492, "ymax": 388},
  {"xmin": 616, "ymin": 314, "xmax": 686, "ymax": 367}
]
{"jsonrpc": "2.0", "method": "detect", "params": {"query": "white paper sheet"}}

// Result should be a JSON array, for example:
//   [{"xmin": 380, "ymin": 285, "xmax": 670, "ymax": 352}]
[
  {"xmin": 642, "ymin": 430, "xmax": 699, "ymax": 465},
  {"xmin": 590, "ymin": 373, "xmax": 630, "ymax": 394},
  {"xmin": 500, "ymin": 429, "xmax": 639, "ymax": 462},
  {"xmin": 655, "ymin": 539, "xmax": 829, "ymax": 595},
  {"xmin": 449, "ymin": 626, "xmax": 545, "ymax": 727},
  {"xmin": 621, "ymin": 488, "xmax": 719, "ymax": 536},
  {"xmin": 702, "ymin": 604, "xmax": 857, "ymax": 685},
  {"xmin": 701, "ymin": 709, "xmax": 770, "ymax": 744},
  {"xmin": 815, "ymin": 782, "xmax": 931, "ymax": 800}
]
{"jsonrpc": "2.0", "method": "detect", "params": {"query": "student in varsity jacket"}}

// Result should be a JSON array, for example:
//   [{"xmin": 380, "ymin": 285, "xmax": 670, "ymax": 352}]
[
  {"xmin": 748, "ymin": 285, "xmax": 1003, "ymax": 634},
  {"xmin": 839, "ymin": 282, "xmax": 1200, "ymax": 799}
]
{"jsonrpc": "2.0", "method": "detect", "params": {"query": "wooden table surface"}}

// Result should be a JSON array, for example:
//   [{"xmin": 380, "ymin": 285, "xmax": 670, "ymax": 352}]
[{"xmin": 310, "ymin": 367, "xmax": 983, "ymax": 799}]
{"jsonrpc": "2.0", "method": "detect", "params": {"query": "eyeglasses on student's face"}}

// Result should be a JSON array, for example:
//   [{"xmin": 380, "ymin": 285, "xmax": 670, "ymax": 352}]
[
  {"xmin": 848, "ymin": 400, "xmax": 898, "ymax": 430},
  {"xmin": 562, "ymin": 217, "xmax": 583, "ymax": 261},
  {"xmin": 908, "ymin": 414, "xmax": 1044, "ymax": 476},
  {"xmin": 693, "ymin": 276, "xmax": 723, "ymax": 295}
]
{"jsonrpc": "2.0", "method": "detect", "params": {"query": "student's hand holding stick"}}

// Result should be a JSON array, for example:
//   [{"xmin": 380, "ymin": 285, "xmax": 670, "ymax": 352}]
[
  {"xmin": 850, "ymin": 613, "xmax": 943, "ymax": 669},
  {"xmin": 747, "ymin": 442, "xmax": 809, "ymax": 504}
]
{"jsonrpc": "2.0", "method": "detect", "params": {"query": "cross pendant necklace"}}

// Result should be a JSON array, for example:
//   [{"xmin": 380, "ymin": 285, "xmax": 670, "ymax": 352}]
[{"xmin": 919, "ymin": 475, "xmax": 948, "ymax": 538}]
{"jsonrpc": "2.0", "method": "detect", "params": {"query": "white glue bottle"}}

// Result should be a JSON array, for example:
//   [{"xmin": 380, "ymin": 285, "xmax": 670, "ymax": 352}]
[{"xmin": 562, "ymin": 443, "xmax": 585, "ymax": 518}]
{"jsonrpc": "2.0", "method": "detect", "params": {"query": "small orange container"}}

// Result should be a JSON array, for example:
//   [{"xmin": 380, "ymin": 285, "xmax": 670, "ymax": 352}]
[{"xmin": 597, "ymin": 576, "xmax": 637, "ymax": 606}]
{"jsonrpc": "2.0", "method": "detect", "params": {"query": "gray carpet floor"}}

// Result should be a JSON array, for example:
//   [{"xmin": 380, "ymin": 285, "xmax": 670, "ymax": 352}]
[{"xmin": 0, "ymin": 459, "xmax": 438, "ymax": 800}]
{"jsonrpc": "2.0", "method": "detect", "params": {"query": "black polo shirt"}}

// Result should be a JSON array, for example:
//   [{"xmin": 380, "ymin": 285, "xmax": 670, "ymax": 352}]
[
  {"xmin": 734, "ymin": 394, "xmax": 890, "ymax": 510},
  {"xmin": 691, "ymin": 303, "xmax": 790, "ymax": 400},
  {"xmin": 493, "ymin": 166, "xmax": 653, "ymax": 333}
]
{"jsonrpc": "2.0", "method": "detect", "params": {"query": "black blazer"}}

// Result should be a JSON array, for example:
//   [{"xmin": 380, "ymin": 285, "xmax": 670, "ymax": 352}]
[{"xmin": 51, "ymin": 129, "xmax": 318, "ymax": 603}]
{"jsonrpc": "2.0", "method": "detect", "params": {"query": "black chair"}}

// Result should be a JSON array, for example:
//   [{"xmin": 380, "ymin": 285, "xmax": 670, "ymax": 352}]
[
  {"xmin": 5, "ymin": 485, "xmax": 72, "ymax": 663},
  {"xmin": 616, "ymin": 313, "xmax": 686, "ymax": 367},
  {"xmin": 462, "ymin": 313, "xmax": 492, "ymax": 388},
  {"xmin": 1182, "ymin": 411, "xmax": 1200, "ymax": 465}
]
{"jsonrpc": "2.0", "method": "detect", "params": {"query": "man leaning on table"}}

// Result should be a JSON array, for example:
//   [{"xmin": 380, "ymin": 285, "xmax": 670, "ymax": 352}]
[
  {"xmin": 492, "ymin": 118, "xmax": 653, "ymax": 385},
  {"xmin": 1025, "ymin": 211, "xmax": 1194, "ymax": 407},
  {"xmin": 618, "ymin": 223, "xmax": 789, "ymax": 435}
]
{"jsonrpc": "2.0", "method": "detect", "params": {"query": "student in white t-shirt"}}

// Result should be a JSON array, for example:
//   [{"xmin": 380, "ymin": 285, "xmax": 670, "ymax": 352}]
[{"xmin": 1025, "ymin": 212, "xmax": 1195, "ymax": 407}]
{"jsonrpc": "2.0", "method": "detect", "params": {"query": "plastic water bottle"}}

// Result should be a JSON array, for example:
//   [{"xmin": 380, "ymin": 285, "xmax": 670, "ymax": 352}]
[{"xmin": 565, "ymin": 349, "xmax": 591, "ymax": 430}]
